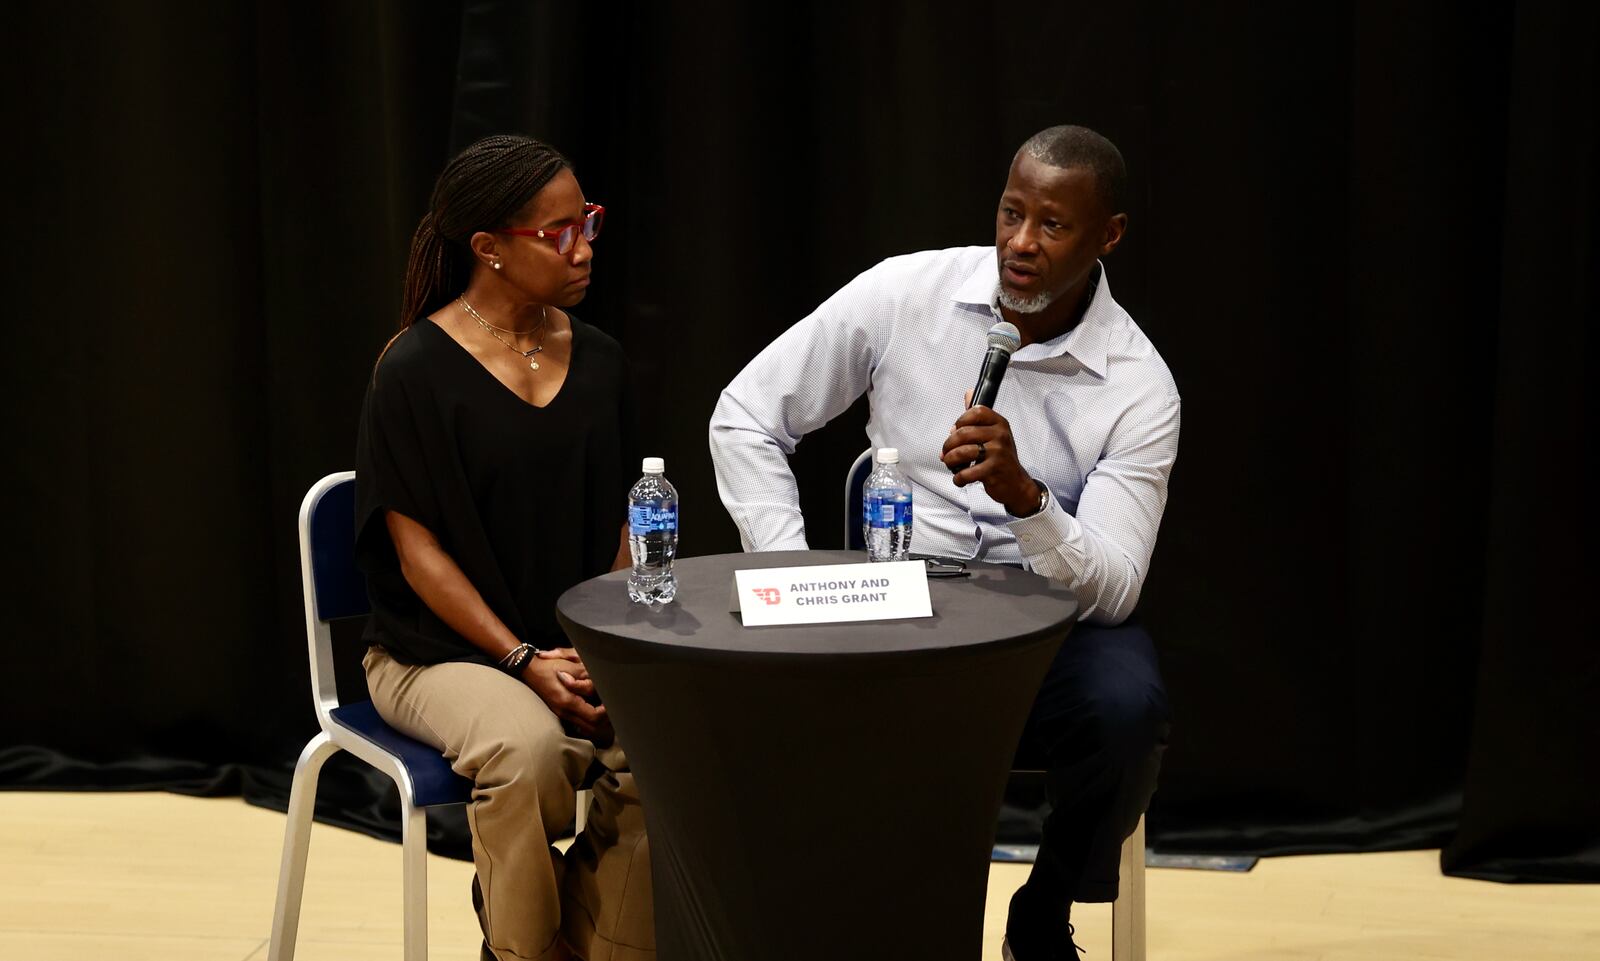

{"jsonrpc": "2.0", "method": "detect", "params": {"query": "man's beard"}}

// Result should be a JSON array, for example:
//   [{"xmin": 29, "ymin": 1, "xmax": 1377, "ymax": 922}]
[{"xmin": 997, "ymin": 285, "xmax": 1056, "ymax": 314}]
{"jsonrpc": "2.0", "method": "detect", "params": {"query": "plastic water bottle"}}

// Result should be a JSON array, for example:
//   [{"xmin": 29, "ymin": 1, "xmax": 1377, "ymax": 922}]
[
  {"xmin": 862, "ymin": 448, "xmax": 912, "ymax": 562},
  {"xmin": 628, "ymin": 457, "xmax": 678, "ymax": 606}
]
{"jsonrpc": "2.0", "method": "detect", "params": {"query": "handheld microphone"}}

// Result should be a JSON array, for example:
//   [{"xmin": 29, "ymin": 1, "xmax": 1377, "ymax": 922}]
[
  {"xmin": 949, "ymin": 321, "xmax": 1022, "ymax": 473},
  {"xmin": 969, "ymin": 321, "xmax": 1022, "ymax": 410}
]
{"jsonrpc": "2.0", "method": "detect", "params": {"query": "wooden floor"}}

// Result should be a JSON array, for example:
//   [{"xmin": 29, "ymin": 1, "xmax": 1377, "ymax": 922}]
[{"xmin": 0, "ymin": 793, "xmax": 1594, "ymax": 960}]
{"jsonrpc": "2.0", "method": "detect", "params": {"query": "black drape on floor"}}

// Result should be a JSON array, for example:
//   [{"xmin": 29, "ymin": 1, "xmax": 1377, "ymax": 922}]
[{"xmin": 1, "ymin": 1, "xmax": 1593, "ymax": 883}]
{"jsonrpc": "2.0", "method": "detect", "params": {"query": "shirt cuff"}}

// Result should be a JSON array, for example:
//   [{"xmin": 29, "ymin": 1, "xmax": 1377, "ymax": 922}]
[{"xmin": 1005, "ymin": 494, "xmax": 1079, "ymax": 568}]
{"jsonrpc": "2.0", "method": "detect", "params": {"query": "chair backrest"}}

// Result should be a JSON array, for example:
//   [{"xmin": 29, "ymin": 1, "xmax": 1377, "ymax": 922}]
[
  {"xmin": 306, "ymin": 474, "xmax": 368, "ymax": 621},
  {"xmin": 297, "ymin": 471, "xmax": 364, "ymax": 719},
  {"xmin": 844, "ymin": 448, "xmax": 873, "ymax": 550}
]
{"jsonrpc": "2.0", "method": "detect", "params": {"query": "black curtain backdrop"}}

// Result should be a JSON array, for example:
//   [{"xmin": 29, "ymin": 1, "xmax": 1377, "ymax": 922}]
[{"xmin": 2, "ymin": 1, "xmax": 1593, "ymax": 883}]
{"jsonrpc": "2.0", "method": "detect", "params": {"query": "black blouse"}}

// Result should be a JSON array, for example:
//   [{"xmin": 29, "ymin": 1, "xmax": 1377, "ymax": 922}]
[{"xmin": 355, "ymin": 316, "xmax": 637, "ymax": 666}]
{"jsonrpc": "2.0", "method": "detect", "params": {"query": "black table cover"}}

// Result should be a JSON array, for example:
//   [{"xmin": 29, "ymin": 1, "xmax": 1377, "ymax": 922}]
[{"xmin": 555, "ymin": 550, "xmax": 1077, "ymax": 961}]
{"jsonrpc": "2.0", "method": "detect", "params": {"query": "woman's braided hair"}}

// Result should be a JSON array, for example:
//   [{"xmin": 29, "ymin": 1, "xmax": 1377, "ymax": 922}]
[{"xmin": 398, "ymin": 135, "xmax": 571, "ymax": 329}]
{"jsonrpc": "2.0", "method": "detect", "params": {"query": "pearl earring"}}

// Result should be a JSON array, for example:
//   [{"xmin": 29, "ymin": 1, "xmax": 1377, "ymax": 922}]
[{"xmin": 492, "ymin": 260, "xmax": 501, "ymax": 270}]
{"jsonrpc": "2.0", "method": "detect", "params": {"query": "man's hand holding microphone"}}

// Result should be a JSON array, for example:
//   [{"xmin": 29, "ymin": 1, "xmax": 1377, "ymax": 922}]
[{"xmin": 940, "ymin": 321, "xmax": 1047, "ymax": 518}]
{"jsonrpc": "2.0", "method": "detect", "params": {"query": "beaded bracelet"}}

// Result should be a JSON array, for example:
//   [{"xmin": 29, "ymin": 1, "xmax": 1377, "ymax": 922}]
[{"xmin": 498, "ymin": 642, "xmax": 540, "ymax": 675}]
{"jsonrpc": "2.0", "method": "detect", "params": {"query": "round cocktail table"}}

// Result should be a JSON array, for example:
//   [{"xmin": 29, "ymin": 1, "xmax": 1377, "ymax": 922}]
[{"xmin": 556, "ymin": 549, "xmax": 1077, "ymax": 961}]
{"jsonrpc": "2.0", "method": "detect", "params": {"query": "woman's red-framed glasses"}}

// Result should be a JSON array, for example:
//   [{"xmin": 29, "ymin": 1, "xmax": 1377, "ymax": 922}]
[{"xmin": 496, "ymin": 203, "xmax": 605, "ymax": 255}]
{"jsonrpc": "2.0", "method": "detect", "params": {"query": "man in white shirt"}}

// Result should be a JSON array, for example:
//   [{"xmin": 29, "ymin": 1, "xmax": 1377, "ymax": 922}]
[{"xmin": 710, "ymin": 126, "xmax": 1177, "ymax": 961}]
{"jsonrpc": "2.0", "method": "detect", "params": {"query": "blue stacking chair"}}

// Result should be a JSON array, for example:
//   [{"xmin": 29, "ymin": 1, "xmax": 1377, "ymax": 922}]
[
  {"xmin": 269, "ymin": 472, "xmax": 593, "ymax": 960},
  {"xmin": 267, "ymin": 471, "xmax": 472, "ymax": 960},
  {"xmin": 845, "ymin": 449, "xmax": 1148, "ymax": 961}
]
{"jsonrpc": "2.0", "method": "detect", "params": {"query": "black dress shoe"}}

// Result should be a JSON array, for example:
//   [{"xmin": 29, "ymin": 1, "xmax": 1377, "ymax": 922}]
[
  {"xmin": 1004, "ymin": 884, "xmax": 1084, "ymax": 960},
  {"xmin": 998, "ymin": 927, "xmax": 1088, "ymax": 959},
  {"xmin": 1001, "ymin": 926, "xmax": 1083, "ymax": 961}
]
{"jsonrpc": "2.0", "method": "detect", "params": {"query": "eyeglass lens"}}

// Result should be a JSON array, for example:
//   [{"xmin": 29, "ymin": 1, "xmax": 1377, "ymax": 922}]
[{"xmin": 557, "ymin": 207, "xmax": 604, "ymax": 255}]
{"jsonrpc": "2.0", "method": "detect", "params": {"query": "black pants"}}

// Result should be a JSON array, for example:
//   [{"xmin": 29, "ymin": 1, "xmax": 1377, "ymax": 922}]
[{"xmin": 1011, "ymin": 618, "xmax": 1170, "ymax": 904}]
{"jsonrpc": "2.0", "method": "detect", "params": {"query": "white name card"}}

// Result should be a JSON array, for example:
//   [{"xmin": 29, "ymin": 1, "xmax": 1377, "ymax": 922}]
[{"xmin": 731, "ymin": 560, "xmax": 933, "ymax": 627}]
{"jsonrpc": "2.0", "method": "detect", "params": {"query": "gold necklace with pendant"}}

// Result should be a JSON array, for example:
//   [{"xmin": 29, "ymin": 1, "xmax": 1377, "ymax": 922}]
[{"xmin": 459, "ymin": 296, "xmax": 548, "ymax": 370}]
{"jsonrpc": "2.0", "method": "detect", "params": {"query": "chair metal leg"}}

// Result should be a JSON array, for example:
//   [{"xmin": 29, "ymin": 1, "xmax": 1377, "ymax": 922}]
[
  {"xmin": 268, "ymin": 732, "xmax": 340, "ymax": 961},
  {"xmin": 575, "ymin": 788, "xmax": 591, "ymax": 835},
  {"xmin": 401, "ymin": 795, "xmax": 430, "ymax": 961},
  {"xmin": 1111, "ymin": 815, "xmax": 1147, "ymax": 961}
]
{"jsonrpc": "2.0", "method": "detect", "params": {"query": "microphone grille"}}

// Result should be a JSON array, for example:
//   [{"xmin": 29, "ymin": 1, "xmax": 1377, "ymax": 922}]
[{"xmin": 987, "ymin": 321, "xmax": 1022, "ymax": 353}]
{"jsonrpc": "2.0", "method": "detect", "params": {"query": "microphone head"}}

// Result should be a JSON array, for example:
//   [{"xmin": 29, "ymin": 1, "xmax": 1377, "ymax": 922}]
[{"xmin": 986, "ymin": 321, "xmax": 1022, "ymax": 354}]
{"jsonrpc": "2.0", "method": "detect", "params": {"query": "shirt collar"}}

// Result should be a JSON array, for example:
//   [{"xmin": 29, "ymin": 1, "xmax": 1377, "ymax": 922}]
[
  {"xmin": 952, "ymin": 252, "xmax": 1001, "ymax": 308},
  {"xmin": 951, "ymin": 254, "xmax": 1113, "ymax": 378}
]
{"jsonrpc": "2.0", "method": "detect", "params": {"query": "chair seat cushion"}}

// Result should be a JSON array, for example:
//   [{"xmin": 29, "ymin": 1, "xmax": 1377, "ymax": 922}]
[{"xmin": 330, "ymin": 701, "xmax": 475, "ymax": 807}]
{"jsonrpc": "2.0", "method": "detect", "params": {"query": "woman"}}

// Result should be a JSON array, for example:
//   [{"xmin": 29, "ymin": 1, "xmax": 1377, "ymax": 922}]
[{"xmin": 355, "ymin": 135, "xmax": 651, "ymax": 961}]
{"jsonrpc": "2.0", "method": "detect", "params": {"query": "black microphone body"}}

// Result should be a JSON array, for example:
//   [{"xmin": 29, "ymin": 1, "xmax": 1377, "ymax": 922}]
[
  {"xmin": 950, "ymin": 321, "xmax": 1023, "ymax": 473},
  {"xmin": 969, "ymin": 346, "xmax": 1012, "ymax": 411}
]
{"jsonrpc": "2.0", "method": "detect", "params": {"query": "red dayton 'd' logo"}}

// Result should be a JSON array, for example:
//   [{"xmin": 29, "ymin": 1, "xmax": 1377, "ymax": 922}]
[{"xmin": 750, "ymin": 587, "xmax": 782, "ymax": 606}]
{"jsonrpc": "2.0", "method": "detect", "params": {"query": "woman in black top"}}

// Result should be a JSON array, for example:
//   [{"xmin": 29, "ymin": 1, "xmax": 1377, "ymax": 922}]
[{"xmin": 356, "ymin": 136, "xmax": 652, "ymax": 961}]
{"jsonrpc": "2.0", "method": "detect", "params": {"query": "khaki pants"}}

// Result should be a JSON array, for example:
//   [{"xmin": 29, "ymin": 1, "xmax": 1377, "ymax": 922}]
[{"xmin": 364, "ymin": 646, "xmax": 654, "ymax": 961}]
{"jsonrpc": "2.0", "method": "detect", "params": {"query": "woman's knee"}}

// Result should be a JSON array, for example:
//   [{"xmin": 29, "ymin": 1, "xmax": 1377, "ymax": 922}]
[{"xmin": 470, "ymin": 713, "xmax": 588, "ymax": 797}]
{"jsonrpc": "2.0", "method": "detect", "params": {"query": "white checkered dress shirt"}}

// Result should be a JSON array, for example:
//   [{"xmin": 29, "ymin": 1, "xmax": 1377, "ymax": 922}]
[{"xmin": 709, "ymin": 246, "xmax": 1180, "ymax": 625}]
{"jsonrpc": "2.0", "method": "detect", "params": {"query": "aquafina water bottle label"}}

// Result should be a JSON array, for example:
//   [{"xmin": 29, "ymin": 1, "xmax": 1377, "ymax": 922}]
[
  {"xmin": 630, "ymin": 503, "xmax": 678, "ymax": 535},
  {"xmin": 864, "ymin": 496, "xmax": 911, "ymax": 528}
]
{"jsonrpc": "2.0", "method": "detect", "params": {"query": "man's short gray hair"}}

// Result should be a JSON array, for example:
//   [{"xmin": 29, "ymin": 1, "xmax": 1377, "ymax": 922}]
[{"xmin": 1019, "ymin": 125, "xmax": 1127, "ymax": 215}]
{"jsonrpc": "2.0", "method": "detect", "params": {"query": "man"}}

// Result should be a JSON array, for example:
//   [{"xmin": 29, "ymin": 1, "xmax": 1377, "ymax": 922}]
[{"xmin": 709, "ymin": 125, "xmax": 1177, "ymax": 960}]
